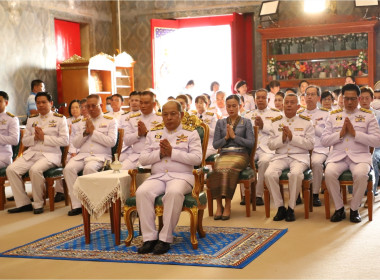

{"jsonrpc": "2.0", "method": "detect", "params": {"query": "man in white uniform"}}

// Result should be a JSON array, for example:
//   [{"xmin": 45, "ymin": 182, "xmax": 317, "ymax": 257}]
[
  {"xmin": 245, "ymin": 89, "xmax": 282, "ymax": 206},
  {"xmin": 105, "ymin": 94, "xmax": 126, "ymax": 122},
  {"xmin": 63, "ymin": 94, "xmax": 117, "ymax": 216},
  {"xmin": 136, "ymin": 100, "xmax": 202, "ymax": 255},
  {"xmin": 321, "ymin": 84, "xmax": 380, "ymax": 223},
  {"xmin": 301, "ymin": 85, "xmax": 330, "ymax": 206},
  {"xmin": 120, "ymin": 91, "xmax": 162, "ymax": 170},
  {"xmin": 0, "ymin": 91, "xmax": 19, "ymax": 168},
  {"xmin": 264, "ymin": 93, "xmax": 315, "ymax": 222},
  {"xmin": 7, "ymin": 92, "xmax": 69, "ymax": 214}
]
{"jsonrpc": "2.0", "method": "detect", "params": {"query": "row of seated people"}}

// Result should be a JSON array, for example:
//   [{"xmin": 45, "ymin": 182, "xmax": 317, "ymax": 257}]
[{"xmin": 1, "ymin": 83, "xmax": 380, "ymax": 254}]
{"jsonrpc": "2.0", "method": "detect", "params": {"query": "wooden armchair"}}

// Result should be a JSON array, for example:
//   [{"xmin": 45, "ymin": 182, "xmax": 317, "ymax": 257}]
[{"xmin": 123, "ymin": 122, "xmax": 209, "ymax": 249}]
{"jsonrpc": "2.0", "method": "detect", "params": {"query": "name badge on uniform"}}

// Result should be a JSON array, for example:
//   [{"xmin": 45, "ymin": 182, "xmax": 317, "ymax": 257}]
[
  {"xmin": 154, "ymin": 132, "xmax": 163, "ymax": 141},
  {"xmin": 355, "ymin": 115, "xmax": 365, "ymax": 122},
  {"xmin": 294, "ymin": 128, "xmax": 304, "ymax": 131},
  {"xmin": 32, "ymin": 121, "xmax": 38, "ymax": 127},
  {"xmin": 176, "ymin": 134, "xmax": 188, "ymax": 144},
  {"xmin": 99, "ymin": 123, "xmax": 107, "ymax": 128},
  {"xmin": 48, "ymin": 120, "xmax": 57, "ymax": 127}
]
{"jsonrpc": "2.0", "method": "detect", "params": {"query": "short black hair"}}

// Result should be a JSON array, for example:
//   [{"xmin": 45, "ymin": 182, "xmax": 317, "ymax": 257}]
[
  {"xmin": 176, "ymin": 94, "xmax": 189, "ymax": 105},
  {"xmin": 226, "ymin": 94, "xmax": 241, "ymax": 105},
  {"xmin": 341, "ymin": 84, "xmax": 360, "ymax": 96},
  {"xmin": 129, "ymin": 91, "xmax": 141, "ymax": 98},
  {"xmin": 321, "ymin": 90, "xmax": 334, "ymax": 101},
  {"xmin": 210, "ymin": 81, "xmax": 219, "ymax": 91},
  {"xmin": 269, "ymin": 80, "xmax": 280, "ymax": 88},
  {"xmin": 195, "ymin": 95, "xmax": 207, "ymax": 104},
  {"xmin": 234, "ymin": 80, "xmax": 247, "ymax": 93},
  {"xmin": 106, "ymin": 96, "xmax": 112, "ymax": 101},
  {"xmin": 35, "ymin": 92, "xmax": 52, "ymax": 102},
  {"xmin": 31, "ymin": 79, "xmax": 43, "ymax": 91},
  {"xmin": 346, "ymin": 76, "xmax": 356, "ymax": 83},
  {"xmin": 186, "ymin": 80, "xmax": 194, "ymax": 87},
  {"xmin": 68, "ymin": 99, "xmax": 81, "ymax": 117},
  {"xmin": 285, "ymin": 88, "xmax": 297, "ymax": 94},
  {"xmin": 276, "ymin": 91, "xmax": 285, "ymax": 98},
  {"xmin": 140, "ymin": 90, "xmax": 156, "ymax": 102},
  {"xmin": 0, "ymin": 91, "xmax": 9, "ymax": 101},
  {"xmin": 111, "ymin": 93, "xmax": 124, "ymax": 102},
  {"xmin": 185, "ymin": 93, "xmax": 193, "ymax": 102},
  {"xmin": 298, "ymin": 80, "xmax": 309, "ymax": 88},
  {"xmin": 360, "ymin": 86, "xmax": 374, "ymax": 99},
  {"xmin": 87, "ymin": 94, "xmax": 102, "ymax": 103},
  {"xmin": 80, "ymin": 98, "xmax": 87, "ymax": 105}
]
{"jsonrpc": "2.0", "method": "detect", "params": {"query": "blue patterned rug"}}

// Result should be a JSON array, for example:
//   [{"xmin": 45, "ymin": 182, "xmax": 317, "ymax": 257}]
[{"xmin": 0, "ymin": 223, "xmax": 287, "ymax": 269}]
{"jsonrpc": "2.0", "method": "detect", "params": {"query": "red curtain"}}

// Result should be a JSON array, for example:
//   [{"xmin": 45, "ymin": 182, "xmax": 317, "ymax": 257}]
[
  {"xmin": 150, "ymin": 13, "xmax": 254, "ymax": 92},
  {"xmin": 54, "ymin": 19, "xmax": 81, "ymax": 104}
]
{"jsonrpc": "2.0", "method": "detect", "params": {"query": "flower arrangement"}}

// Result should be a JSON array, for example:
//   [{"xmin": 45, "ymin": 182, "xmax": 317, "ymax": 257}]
[
  {"xmin": 356, "ymin": 51, "xmax": 367, "ymax": 71},
  {"xmin": 267, "ymin": 58, "xmax": 277, "ymax": 75}
]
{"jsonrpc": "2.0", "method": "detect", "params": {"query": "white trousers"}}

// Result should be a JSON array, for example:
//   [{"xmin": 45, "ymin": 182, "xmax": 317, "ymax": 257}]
[
  {"xmin": 6, "ymin": 155, "xmax": 56, "ymax": 208},
  {"xmin": 264, "ymin": 157, "xmax": 308, "ymax": 209},
  {"xmin": 63, "ymin": 158, "xmax": 104, "ymax": 209},
  {"xmin": 255, "ymin": 151, "xmax": 275, "ymax": 198},
  {"xmin": 121, "ymin": 158, "xmax": 138, "ymax": 170},
  {"xmin": 311, "ymin": 153, "xmax": 327, "ymax": 194},
  {"xmin": 136, "ymin": 177, "xmax": 192, "ymax": 243},
  {"xmin": 325, "ymin": 157, "xmax": 369, "ymax": 211}
]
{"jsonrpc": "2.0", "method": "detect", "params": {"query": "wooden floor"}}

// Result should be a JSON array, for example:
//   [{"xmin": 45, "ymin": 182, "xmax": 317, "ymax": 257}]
[{"xmin": 1, "ymin": 185, "xmax": 380, "ymax": 279}]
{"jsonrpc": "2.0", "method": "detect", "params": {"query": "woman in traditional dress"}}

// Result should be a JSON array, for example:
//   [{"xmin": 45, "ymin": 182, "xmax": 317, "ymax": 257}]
[{"xmin": 209, "ymin": 94, "xmax": 254, "ymax": 220}]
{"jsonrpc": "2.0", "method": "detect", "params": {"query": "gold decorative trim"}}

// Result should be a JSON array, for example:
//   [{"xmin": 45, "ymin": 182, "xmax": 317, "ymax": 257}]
[{"xmin": 61, "ymin": 54, "xmax": 89, "ymax": 64}]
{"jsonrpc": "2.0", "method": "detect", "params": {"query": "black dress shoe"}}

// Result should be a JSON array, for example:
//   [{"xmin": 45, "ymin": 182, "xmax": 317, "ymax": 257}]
[
  {"xmin": 8, "ymin": 204, "xmax": 33, "ymax": 213},
  {"xmin": 296, "ymin": 194, "xmax": 302, "ymax": 205},
  {"xmin": 330, "ymin": 207, "xmax": 346, "ymax": 222},
  {"xmin": 213, "ymin": 215, "xmax": 222, "ymax": 220},
  {"xmin": 54, "ymin": 192, "xmax": 65, "ymax": 202},
  {"xmin": 6, "ymin": 196, "xmax": 15, "ymax": 201},
  {"xmin": 240, "ymin": 196, "xmax": 246, "ymax": 205},
  {"xmin": 273, "ymin": 206, "xmax": 287, "ymax": 221},
  {"xmin": 256, "ymin": 197, "xmax": 264, "ymax": 206},
  {"xmin": 33, "ymin": 207, "xmax": 44, "ymax": 214},
  {"xmin": 285, "ymin": 207, "xmax": 295, "ymax": 222},
  {"xmin": 153, "ymin": 240, "xmax": 171, "ymax": 255},
  {"xmin": 312, "ymin": 194, "xmax": 322, "ymax": 207},
  {"xmin": 350, "ymin": 209, "xmax": 361, "ymax": 223},
  {"xmin": 138, "ymin": 240, "xmax": 158, "ymax": 254},
  {"xmin": 68, "ymin": 208, "xmax": 82, "ymax": 216}
]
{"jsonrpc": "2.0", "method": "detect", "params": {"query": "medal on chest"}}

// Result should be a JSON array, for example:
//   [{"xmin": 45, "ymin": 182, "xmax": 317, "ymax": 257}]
[{"xmin": 176, "ymin": 134, "xmax": 188, "ymax": 144}]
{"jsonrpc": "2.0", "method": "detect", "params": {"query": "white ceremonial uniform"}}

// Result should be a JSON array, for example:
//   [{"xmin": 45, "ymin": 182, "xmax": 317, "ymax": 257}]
[
  {"xmin": 264, "ymin": 114, "xmax": 315, "ymax": 209},
  {"xmin": 105, "ymin": 110, "xmax": 126, "ymax": 123},
  {"xmin": 191, "ymin": 110, "xmax": 217, "ymax": 158},
  {"xmin": 136, "ymin": 124, "xmax": 202, "ymax": 243},
  {"xmin": 241, "ymin": 93, "xmax": 255, "ymax": 111},
  {"xmin": 268, "ymin": 92, "xmax": 276, "ymax": 109},
  {"xmin": 246, "ymin": 107, "xmax": 282, "ymax": 198},
  {"xmin": 299, "ymin": 107, "xmax": 330, "ymax": 194},
  {"xmin": 321, "ymin": 108, "xmax": 380, "ymax": 211},
  {"xmin": 63, "ymin": 114, "xmax": 117, "ymax": 209},
  {"xmin": 118, "ymin": 110, "xmax": 140, "ymax": 155},
  {"xmin": 120, "ymin": 111, "xmax": 162, "ymax": 170},
  {"xmin": 6, "ymin": 112, "xmax": 69, "ymax": 208},
  {"xmin": 0, "ymin": 111, "xmax": 19, "ymax": 168}
]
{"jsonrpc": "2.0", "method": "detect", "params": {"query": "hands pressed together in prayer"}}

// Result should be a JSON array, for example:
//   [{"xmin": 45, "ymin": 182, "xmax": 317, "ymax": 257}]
[
  {"xmin": 340, "ymin": 117, "xmax": 356, "ymax": 138},
  {"xmin": 160, "ymin": 139, "xmax": 172, "ymax": 158},
  {"xmin": 225, "ymin": 124, "xmax": 236, "ymax": 141},
  {"xmin": 282, "ymin": 126, "xmax": 293, "ymax": 143}
]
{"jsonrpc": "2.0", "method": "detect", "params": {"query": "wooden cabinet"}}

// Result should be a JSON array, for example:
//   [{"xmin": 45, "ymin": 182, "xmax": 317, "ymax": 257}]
[
  {"xmin": 258, "ymin": 20, "xmax": 379, "ymax": 89},
  {"xmin": 60, "ymin": 52, "xmax": 135, "ymax": 116}
]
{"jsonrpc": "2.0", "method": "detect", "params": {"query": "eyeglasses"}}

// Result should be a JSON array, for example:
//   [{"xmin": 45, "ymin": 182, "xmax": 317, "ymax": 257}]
[{"xmin": 344, "ymin": 97, "xmax": 358, "ymax": 102}]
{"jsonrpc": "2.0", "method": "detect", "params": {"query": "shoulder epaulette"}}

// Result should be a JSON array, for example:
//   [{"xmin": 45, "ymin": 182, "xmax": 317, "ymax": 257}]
[
  {"xmin": 190, "ymin": 110, "xmax": 197, "ymax": 115},
  {"xmin": 29, "ymin": 114, "xmax": 38, "ymax": 118},
  {"xmin": 206, "ymin": 112, "xmax": 214, "ymax": 116},
  {"xmin": 360, "ymin": 108, "xmax": 373, "ymax": 114},
  {"xmin": 183, "ymin": 124, "xmax": 195, "ymax": 131},
  {"xmin": 53, "ymin": 112, "xmax": 64, "ymax": 118},
  {"xmin": 270, "ymin": 107, "xmax": 281, "ymax": 112},
  {"xmin": 156, "ymin": 112, "xmax": 162, "ymax": 116},
  {"xmin": 151, "ymin": 123, "xmax": 164, "ymax": 131},
  {"xmin": 299, "ymin": 114, "xmax": 311, "ymax": 121},
  {"xmin": 82, "ymin": 118, "xmax": 88, "ymax": 122},
  {"xmin": 6, "ymin": 112, "xmax": 15, "ymax": 118},
  {"xmin": 104, "ymin": 115, "xmax": 113, "ymax": 120},
  {"xmin": 130, "ymin": 112, "xmax": 141, "ymax": 118},
  {"xmin": 320, "ymin": 107, "xmax": 329, "ymax": 112},
  {"xmin": 72, "ymin": 118, "xmax": 81, "ymax": 124},
  {"xmin": 271, "ymin": 115, "xmax": 283, "ymax": 122},
  {"xmin": 209, "ymin": 106, "xmax": 215, "ymax": 110},
  {"xmin": 297, "ymin": 108, "xmax": 305, "ymax": 114},
  {"xmin": 330, "ymin": 108, "xmax": 343, "ymax": 115},
  {"xmin": 104, "ymin": 111, "xmax": 110, "ymax": 114}
]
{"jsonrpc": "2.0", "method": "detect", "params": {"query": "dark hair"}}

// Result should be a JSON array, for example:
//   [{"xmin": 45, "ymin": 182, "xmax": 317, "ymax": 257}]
[
  {"xmin": 253, "ymin": 88, "xmax": 268, "ymax": 99},
  {"xmin": 35, "ymin": 92, "xmax": 52, "ymax": 102},
  {"xmin": 163, "ymin": 100, "xmax": 182, "ymax": 113},
  {"xmin": 341, "ymin": 84, "xmax": 360, "ymax": 96},
  {"xmin": 210, "ymin": 81, "xmax": 219, "ymax": 91},
  {"xmin": 186, "ymin": 80, "xmax": 194, "ymax": 87},
  {"xmin": 167, "ymin": 96, "xmax": 175, "ymax": 100},
  {"xmin": 298, "ymin": 80, "xmax": 309, "ymax": 88},
  {"xmin": 234, "ymin": 80, "xmax": 247, "ymax": 93},
  {"xmin": 202, "ymin": 93, "xmax": 211, "ymax": 107},
  {"xmin": 275, "ymin": 91, "xmax": 285, "ymax": 98},
  {"xmin": 321, "ymin": 90, "xmax": 334, "ymax": 101},
  {"xmin": 185, "ymin": 93, "xmax": 193, "ymax": 102},
  {"xmin": 111, "ymin": 93, "xmax": 124, "ymax": 102},
  {"xmin": 68, "ymin": 99, "xmax": 81, "ymax": 117},
  {"xmin": 374, "ymin": 89, "xmax": 380, "ymax": 93},
  {"xmin": 305, "ymin": 85, "xmax": 321, "ymax": 96},
  {"xmin": 226, "ymin": 94, "xmax": 241, "ymax": 105},
  {"xmin": 285, "ymin": 88, "xmax": 297, "ymax": 94},
  {"xmin": 269, "ymin": 80, "xmax": 280, "ymax": 88},
  {"xmin": 129, "ymin": 91, "xmax": 141, "ymax": 98},
  {"xmin": 176, "ymin": 94, "xmax": 189, "ymax": 105},
  {"xmin": 333, "ymin": 88, "xmax": 341, "ymax": 97},
  {"xmin": 240, "ymin": 95, "xmax": 245, "ymax": 103},
  {"xmin": 195, "ymin": 95, "xmax": 207, "ymax": 104},
  {"xmin": 346, "ymin": 76, "xmax": 356, "ymax": 83},
  {"xmin": 87, "ymin": 94, "xmax": 102, "ymax": 103},
  {"xmin": 106, "ymin": 96, "xmax": 112, "ymax": 101},
  {"xmin": 360, "ymin": 86, "xmax": 374, "ymax": 99},
  {"xmin": 0, "ymin": 91, "xmax": 9, "ymax": 101},
  {"xmin": 31, "ymin": 79, "xmax": 43, "ymax": 91},
  {"xmin": 140, "ymin": 91, "xmax": 156, "ymax": 102},
  {"xmin": 80, "ymin": 98, "xmax": 87, "ymax": 105}
]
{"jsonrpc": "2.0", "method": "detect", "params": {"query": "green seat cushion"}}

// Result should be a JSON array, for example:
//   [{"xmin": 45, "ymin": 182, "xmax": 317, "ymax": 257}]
[
  {"xmin": 125, "ymin": 192, "xmax": 207, "ymax": 208},
  {"xmin": 338, "ymin": 170, "xmax": 373, "ymax": 181},
  {"xmin": 22, "ymin": 167, "xmax": 63, "ymax": 179},
  {"xmin": 205, "ymin": 154, "xmax": 218, "ymax": 162},
  {"xmin": 239, "ymin": 167, "xmax": 256, "ymax": 180},
  {"xmin": 0, "ymin": 167, "xmax": 6, "ymax": 177},
  {"xmin": 279, "ymin": 168, "xmax": 312, "ymax": 181}
]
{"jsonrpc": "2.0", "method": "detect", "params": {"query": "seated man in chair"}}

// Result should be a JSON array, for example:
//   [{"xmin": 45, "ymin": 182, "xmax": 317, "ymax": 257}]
[
  {"xmin": 321, "ymin": 84, "xmax": 380, "ymax": 223},
  {"xmin": 7, "ymin": 92, "xmax": 68, "ymax": 214},
  {"xmin": 63, "ymin": 94, "xmax": 117, "ymax": 216},
  {"xmin": 136, "ymin": 100, "xmax": 202, "ymax": 255}
]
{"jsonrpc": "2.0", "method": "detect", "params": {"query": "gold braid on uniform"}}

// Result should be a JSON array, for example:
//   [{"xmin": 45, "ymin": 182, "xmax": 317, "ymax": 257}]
[
  {"xmin": 151, "ymin": 123, "xmax": 164, "ymax": 131},
  {"xmin": 299, "ymin": 114, "xmax": 311, "ymax": 121},
  {"xmin": 182, "ymin": 112, "xmax": 201, "ymax": 131},
  {"xmin": 330, "ymin": 108, "xmax": 343, "ymax": 115},
  {"xmin": 360, "ymin": 108, "xmax": 373, "ymax": 114},
  {"xmin": 271, "ymin": 115, "xmax": 283, "ymax": 122}
]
